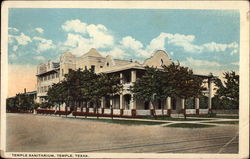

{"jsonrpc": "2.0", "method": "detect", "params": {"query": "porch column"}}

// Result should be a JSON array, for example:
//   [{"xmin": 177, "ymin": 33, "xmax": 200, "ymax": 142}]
[
  {"xmin": 208, "ymin": 78, "xmax": 212, "ymax": 111},
  {"xmin": 120, "ymin": 94, "xmax": 124, "ymax": 109},
  {"xmin": 195, "ymin": 98, "xmax": 199, "ymax": 115},
  {"xmin": 120, "ymin": 72, "xmax": 123, "ymax": 84},
  {"xmin": 150, "ymin": 101, "xmax": 154, "ymax": 109},
  {"xmin": 166, "ymin": 97, "xmax": 171, "ymax": 109},
  {"xmin": 166, "ymin": 97, "xmax": 172, "ymax": 116},
  {"xmin": 101, "ymin": 97, "xmax": 105, "ymax": 108},
  {"xmin": 131, "ymin": 70, "xmax": 136, "ymax": 83},
  {"xmin": 131, "ymin": 94, "xmax": 136, "ymax": 109},
  {"xmin": 110, "ymin": 97, "xmax": 113, "ymax": 108},
  {"xmin": 181, "ymin": 99, "xmax": 185, "ymax": 109}
]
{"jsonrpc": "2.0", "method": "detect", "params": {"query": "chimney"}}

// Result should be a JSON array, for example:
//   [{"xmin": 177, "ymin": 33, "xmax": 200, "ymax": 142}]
[{"xmin": 24, "ymin": 88, "xmax": 26, "ymax": 94}]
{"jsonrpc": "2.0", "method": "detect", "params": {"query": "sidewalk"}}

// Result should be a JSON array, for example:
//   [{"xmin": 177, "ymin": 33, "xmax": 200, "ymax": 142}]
[
  {"xmin": 62, "ymin": 114, "xmax": 239, "ymax": 127},
  {"xmin": 33, "ymin": 113, "xmax": 239, "ymax": 127}
]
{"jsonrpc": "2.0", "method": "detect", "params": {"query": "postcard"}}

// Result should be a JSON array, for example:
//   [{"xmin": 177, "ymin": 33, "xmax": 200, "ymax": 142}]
[{"xmin": 1, "ymin": 1, "xmax": 249, "ymax": 159}]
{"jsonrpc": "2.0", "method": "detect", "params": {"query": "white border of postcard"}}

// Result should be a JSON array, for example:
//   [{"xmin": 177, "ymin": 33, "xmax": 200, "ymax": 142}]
[{"xmin": 1, "ymin": 1, "xmax": 249, "ymax": 159}]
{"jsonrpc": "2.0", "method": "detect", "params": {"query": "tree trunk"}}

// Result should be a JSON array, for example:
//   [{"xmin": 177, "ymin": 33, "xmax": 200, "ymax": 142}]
[
  {"xmin": 74, "ymin": 100, "xmax": 77, "ymax": 118},
  {"xmin": 161, "ymin": 99, "xmax": 164, "ymax": 119},
  {"xmin": 96, "ymin": 100, "xmax": 99, "ymax": 119},
  {"xmin": 184, "ymin": 99, "xmax": 187, "ymax": 120},
  {"xmin": 111, "ymin": 96, "xmax": 113, "ymax": 120},
  {"xmin": 80, "ymin": 101, "xmax": 83, "ymax": 112},
  {"xmin": 85, "ymin": 100, "xmax": 87, "ymax": 118},
  {"xmin": 59, "ymin": 102, "xmax": 61, "ymax": 116},
  {"xmin": 150, "ymin": 100, "xmax": 157, "ymax": 119}
]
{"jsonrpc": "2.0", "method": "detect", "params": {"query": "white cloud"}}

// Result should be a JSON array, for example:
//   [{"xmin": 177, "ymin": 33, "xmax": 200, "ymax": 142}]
[
  {"xmin": 61, "ymin": 20, "xmax": 114, "ymax": 52},
  {"xmin": 33, "ymin": 36, "xmax": 55, "ymax": 52},
  {"xmin": 15, "ymin": 33, "xmax": 32, "ymax": 45},
  {"xmin": 34, "ymin": 56, "xmax": 46, "ymax": 61},
  {"xmin": 8, "ymin": 27, "xmax": 19, "ymax": 32},
  {"xmin": 100, "ymin": 47, "xmax": 127, "ymax": 58},
  {"xmin": 146, "ymin": 33, "xmax": 167, "ymax": 53},
  {"xmin": 185, "ymin": 57, "xmax": 221, "ymax": 67},
  {"xmin": 230, "ymin": 49, "xmax": 238, "ymax": 55},
  {"xmin": 8, "ymin": 35, "xmax": 15, "ymax": 44},
  {"xmin": 120, "ymin": 36, "xmax": 143, "ymax": 50},
  {"xmin": 146, "ymin": 33, "xmax": 200, "ymax": 54},
  {"xmin": 63, "ymin": 33, "xmax": 93, "ymax": 56},
  {"xmin": 35, "ymin": 27, "xmax": 44, "ymax": 34},
  {"xmin": 63, "ymin": 33, "xmax": 86, "ymax": 47},
  {"xmin": 12, "ymin": 45, "xmax": 18, "ymax": 52},
  {"xmin": 62, "ymin": 19, "xmax": 87, "ymax": 33},
  {"xmin": 146, "ymin": 32, "xmax": 239, "ymax": 55},
  {"xmin": 231, "ymin": 62, "xmax": 239, "ymax": 66},
  {"xmin": 202, "ymin": 42, "xmax": 227, "ymax": 52},
  {"xmin": 86, "ymin": 24, "xmax": 114, "ymax": 48},
  {"xmin": 60, "ymin": 20, "xmax": 239, "ymax": 62}
]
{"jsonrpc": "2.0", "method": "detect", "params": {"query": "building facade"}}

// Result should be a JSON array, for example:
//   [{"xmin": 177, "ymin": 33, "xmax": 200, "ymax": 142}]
[{"xmin": 36, "ymin": 48, "xmax": 213, "ymax": 116}]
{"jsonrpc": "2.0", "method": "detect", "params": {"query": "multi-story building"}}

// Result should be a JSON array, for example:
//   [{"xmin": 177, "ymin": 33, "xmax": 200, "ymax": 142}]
[{"xmin": 36, "ymin": 48, "xmax": 213, "ymax": 116}]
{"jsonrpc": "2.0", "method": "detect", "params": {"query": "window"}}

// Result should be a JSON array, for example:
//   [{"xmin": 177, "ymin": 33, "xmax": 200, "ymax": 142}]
[
  {"xmin": 160, "ymin": 59, "xmax": 164, "ymax": 66},
  {"xmin": 91, "ymin": 65, "xmax": 95, "ymax": 72},
  {"xmin": 100, "ymin": 66, "xmax": 103, "ymax": 68},
  {"xmin": 56, "ymin": 72, "xmax": 59, "ymax": 78},
  {"xmin": 48, "ymin": 75, "xmax": 50, "ymax": 80},
  {"xmin": 52, "ymin": 74, "xmax": 55, "ymax": 79},
  {"xmin": 62, "ymin": 69, "xmax": 64, "ymax": 75},
  {"xmin": 107, "ymin": 62, "xmax": 109, "ymax": 67}
]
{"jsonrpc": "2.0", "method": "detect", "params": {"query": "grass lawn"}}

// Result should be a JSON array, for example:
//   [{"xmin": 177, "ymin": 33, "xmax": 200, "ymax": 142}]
[
  {"xmin": 187, "ymin": 114, "xmax": 239, "ymax": 119},
  {"xmin": 165, "ymin": 123, "xmax": 215, "ymax": 128},
  {"xmin": 76, "ymin": 118, "xmax": 168, "ymax": 126},
  {"xmin": 203, "ymin": 121, "xmax": 239, "ymax": 125},
  {"xmin": 139, "ymin": 116, "xmax": 210, "ymax": 121}
]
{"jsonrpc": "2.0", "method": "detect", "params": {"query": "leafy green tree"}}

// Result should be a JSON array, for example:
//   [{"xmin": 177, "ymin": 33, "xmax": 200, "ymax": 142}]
[
  {"xmin": 131, "ymin": 66, "xmax": 169, "ymax": 118},
  {"xmin": 164, "ymin": 62, "xmax": 205, "ymax": 119},
  {"xmin": 214, "ymin": 71, "xmax": 239, "ymax": 109},
  {"xmin": 6, "ymin": 97, "xmax": 18, "ymax": 112},
  {"xmin": 95, "ymin": 73, "xmax": 122, "ymax": 119},
  {"xmin": 7, "ymin": 92, "xmax": 36, "ymax": 112},
  {"xmin": 58, "ymin": 68, "xmax": 122, "ymax": 119}
]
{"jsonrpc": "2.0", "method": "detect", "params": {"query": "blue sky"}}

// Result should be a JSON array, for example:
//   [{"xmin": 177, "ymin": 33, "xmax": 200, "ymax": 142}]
[{"xmin": 8, "ymin": 8, "xmax": 239, "ymax": 74}]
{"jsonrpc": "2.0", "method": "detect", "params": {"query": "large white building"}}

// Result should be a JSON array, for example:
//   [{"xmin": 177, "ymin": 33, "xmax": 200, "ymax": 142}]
[{"xmin": 36, "ymin": 48, "xmax": 213, "ymax": 116}]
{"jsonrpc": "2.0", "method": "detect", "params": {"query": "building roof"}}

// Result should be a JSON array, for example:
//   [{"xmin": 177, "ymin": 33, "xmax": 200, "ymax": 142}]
[{"xmin": 81, "ymin": 48, "xmax": 103, "ymax": 58}]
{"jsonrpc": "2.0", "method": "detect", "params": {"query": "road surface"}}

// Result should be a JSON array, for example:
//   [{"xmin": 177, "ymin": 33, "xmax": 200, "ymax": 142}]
[{"xmin": 6, "ymin": 113, "xmax": 238, "ymax": 153}]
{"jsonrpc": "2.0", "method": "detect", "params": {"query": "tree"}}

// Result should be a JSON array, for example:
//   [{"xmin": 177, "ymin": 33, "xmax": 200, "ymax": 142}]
[
  {"xmin": 163, "ymin": 62, "xmax": 205, "ymax": 119},
  {"xmin": 53, "ymin": 68, "xmax": 122, "ymax": 119},
  {"xmin": 213, "ymin": 71, "xmax": 239, "ymax": 109},
  {"xmin": 97, "ymin": 73, "xmax": 122, "ymax": 119},
  {"xmin": 7, "ymin": 92, "xmax": 36, "ymax": 112},
  {"xmin": 6, "ymin": 97, "xmax": 18, "ymax": 112},
  {"xmin": 131, "ymin": 66, "xmax": 168, "ymax": 118}
]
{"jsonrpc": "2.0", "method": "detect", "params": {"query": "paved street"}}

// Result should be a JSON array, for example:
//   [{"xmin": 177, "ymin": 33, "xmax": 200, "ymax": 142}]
[{"xmin": 6, "ymin": 113, "xmax": 238, "ymax": 153}]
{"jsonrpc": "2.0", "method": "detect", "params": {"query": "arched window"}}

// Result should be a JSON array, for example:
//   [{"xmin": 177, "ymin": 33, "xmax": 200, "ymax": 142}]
[{"xmin": 160, "ymin": 59, "xmax": 164, "ymax": 66}]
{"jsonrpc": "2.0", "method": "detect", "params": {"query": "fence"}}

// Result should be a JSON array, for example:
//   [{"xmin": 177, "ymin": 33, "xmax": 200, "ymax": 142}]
[{"xmin": 186, "ymin": 109, "xmax": 196, "ymax": 115}]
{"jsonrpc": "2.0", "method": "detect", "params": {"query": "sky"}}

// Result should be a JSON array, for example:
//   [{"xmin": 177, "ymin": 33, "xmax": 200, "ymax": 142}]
[{"xmin": 8, "ymin": 8, "xmax": 240, "ymax": 97}]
